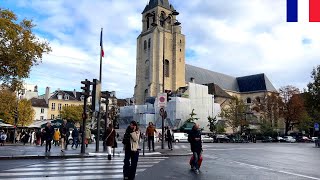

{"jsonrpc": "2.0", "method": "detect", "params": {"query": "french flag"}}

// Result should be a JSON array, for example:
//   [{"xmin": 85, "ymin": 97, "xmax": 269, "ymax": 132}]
[{"xmin": 287, "ymin": 0, "xmax": 320, "ymax": 22}]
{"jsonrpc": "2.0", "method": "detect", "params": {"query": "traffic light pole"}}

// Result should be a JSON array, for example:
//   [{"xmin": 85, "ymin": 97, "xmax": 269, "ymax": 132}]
[{"xmin": 81, "ymin": 95, "xmax": 87, "ymax": 154}]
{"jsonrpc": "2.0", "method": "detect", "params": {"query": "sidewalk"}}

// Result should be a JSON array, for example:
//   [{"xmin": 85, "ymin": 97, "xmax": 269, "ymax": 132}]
[{"xmin": 0, "ymin": 141, "xmax": 191, "ymax": 160}]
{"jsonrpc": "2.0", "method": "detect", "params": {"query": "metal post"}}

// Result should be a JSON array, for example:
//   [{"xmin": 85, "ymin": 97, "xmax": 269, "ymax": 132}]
[
  {"xmin": 143, "ymin": 134, "xmax": 145, "ymax": 156},
  {"xmin": 81, "ymin": 96, "xmax": 87, "ymax": 154},
  {"xmin": 161, "ymin": 24, "xmax": 166, "ymax": 150},
  {"xmin": 96, "ymin": 112, "xmax": 101, "ymax": 152},
  {"xmin": 103, "ymin": 98, "xmax": 109, "ymax": 152}
]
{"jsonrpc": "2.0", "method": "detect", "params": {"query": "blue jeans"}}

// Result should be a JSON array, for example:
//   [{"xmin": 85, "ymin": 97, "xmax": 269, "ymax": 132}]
[
  {"xmin": 123, "ymin": 150, "xmax": 139, "ymax": 180},
  {"xmin": 72, "ymin": 137, "xmax": 78, "ymax": 148},
  {"xmin": 193, "ymin": 152, "xmax": 201, "ymax": 170}
]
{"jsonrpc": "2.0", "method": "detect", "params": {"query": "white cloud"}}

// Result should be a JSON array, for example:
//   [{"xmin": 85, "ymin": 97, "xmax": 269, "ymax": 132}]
[{"xmin": 6, "ymin": 0, "xmax": 320, "ymax": 98}]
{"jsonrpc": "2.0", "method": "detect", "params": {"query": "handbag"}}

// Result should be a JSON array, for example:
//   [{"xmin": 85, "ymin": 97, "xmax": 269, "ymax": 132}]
[{"xmin": 105, "ymin": 129, "xmax": 114, "ymax": 142}]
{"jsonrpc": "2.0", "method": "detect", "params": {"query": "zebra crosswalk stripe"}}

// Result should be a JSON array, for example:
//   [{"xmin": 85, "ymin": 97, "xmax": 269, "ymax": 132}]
[{"xmin": 0, "ymin": 156, "xmax": 168, "ymax": 180}]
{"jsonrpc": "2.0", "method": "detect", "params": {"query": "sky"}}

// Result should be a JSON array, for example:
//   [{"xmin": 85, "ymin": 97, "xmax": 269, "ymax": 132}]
[{"xmin": 1, "ymin": 0, "xmax": 320, "ymax": 98}]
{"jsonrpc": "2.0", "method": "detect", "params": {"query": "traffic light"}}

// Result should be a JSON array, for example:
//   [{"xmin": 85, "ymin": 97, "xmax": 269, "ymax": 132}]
[
  {"xmin": 165, "ymin": 90, "xmax": 172, "ymax": 102},
  {"xmin": 81, "ymin": 79, "xmax": 91, "ymax": 97}
]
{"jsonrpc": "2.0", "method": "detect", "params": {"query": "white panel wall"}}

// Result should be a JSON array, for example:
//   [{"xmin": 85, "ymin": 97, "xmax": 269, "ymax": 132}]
[{"xmin": 33, "ymin": 107, "xmax": 48, "ymax": 120}]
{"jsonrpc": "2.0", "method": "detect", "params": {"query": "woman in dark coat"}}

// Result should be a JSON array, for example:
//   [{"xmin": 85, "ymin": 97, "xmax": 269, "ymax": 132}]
[{"xmin": 105, "ymin": 124, "xmax": 116, "ymax": 160}]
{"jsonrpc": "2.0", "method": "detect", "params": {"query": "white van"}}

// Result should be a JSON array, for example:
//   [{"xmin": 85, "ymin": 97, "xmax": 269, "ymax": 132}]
[{"xmin": 173, "ymin": 132, "xmax": 188, "ymax": 143}]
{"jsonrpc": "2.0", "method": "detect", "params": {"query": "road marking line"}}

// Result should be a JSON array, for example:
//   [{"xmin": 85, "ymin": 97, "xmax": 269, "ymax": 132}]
[{"xmin": 233, "ymin": 161, "xmax": 320, "ymax": 180}]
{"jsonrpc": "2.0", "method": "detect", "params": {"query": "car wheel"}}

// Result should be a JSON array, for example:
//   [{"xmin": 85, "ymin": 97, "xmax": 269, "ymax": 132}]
[
  {"xmin": 68, "ymin": 139, "xmax": 73, "ymax": 144},
  {"xmin": 175, "ymin": 139, "xmax": 179, "ymax": 143}
]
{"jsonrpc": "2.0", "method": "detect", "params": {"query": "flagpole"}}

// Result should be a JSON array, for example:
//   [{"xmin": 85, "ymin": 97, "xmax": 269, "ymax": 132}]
[
  {"xmin": 99, "ymin": 27, "xmax": 103, "ymax": 82},
  {"xmin": 96, "ymin": 28, "xmax": 103, "ymax": 152}
]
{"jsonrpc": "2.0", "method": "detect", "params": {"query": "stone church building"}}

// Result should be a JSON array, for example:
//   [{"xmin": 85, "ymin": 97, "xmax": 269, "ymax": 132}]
[{"xmin": 131, "ymin": 0, "xmax": 279, "ymax": 132}]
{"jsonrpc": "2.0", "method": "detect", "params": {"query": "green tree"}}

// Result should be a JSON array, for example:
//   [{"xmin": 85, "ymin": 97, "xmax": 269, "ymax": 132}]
[
  {"xmin": 0, "ymin": 8, "xmax": 51, "ymax": 91},
  {"xmin": 17, "ymin": 99, "xmax": 35, "ymax": 126},
  {"xmin": 0, "ymin": 90, "xmax": 17, "ymax": 124},
  {"xmin": 216, "ymin": 123, "xmax": 226, "ymax": 134},
  {"xmin": 207, "ymin": 116, "xmax": 217, "ymax": 133},
  {"xmin": 260, "ymin": 122, "xmax": 276, "ymax": 137},
  {"xmin": 304, "ymin": 65, "xmax": 320, "ymax": 126},
  {"xmin": 220, "ymin": 96, "xmax": 246, "ymax": 133},
  {"xmin": 186, "ymin": 109, "xmax": 199, "ymax": 123},
  {"xmin": 60, "ymin": 105, "xmax": 83, "ymax": 123}
]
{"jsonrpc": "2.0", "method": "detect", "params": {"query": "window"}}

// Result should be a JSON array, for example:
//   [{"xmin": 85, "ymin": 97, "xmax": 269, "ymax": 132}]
[
  {"xmin": 58, "ymin": 104, "xmax": 62, "ymax": 111},
  {"xmin": 246, "ymin": 97, "xmax": 252, "ymax": 104},
  {"xmin": 164, "ymin": 59, "xmax": 169, "ymax": 77},
  {"xmin": 160, "ymin": 12, "xmax": 166, "ymax": 27},
  {"xmin": 51, "ymin": 103, "xmax": 55, "ymax": 110},
  {"xmin": 80, "ymin": 96, "xmax": 84, "ymax": 101},
  {"xmin": 40, "ymin": 116, "xmax": 44, "ymax": 120},
  {"xmin": 41, "ymin": 108, "xmax": 44, "ymax": 113},
  {"xmin": 256, "ymin": 97, "xmax": 261, "ymax": 103},
  {"xmin": 65, "ymin": 104, "xmax": 68, "ymax": 107},
  {"xmin": 57, "ymin": 94, "xmax": 62, "ymax": 100},
  {"xmin": 65, "ymin": 95, "xmax": 69, "ymax": 100},
  {"xmin": 51, "ymin": 114, "xmax": 55, "ymax": 119},
  {"xmin": 146, "ymin": 16, "xmax": 150, "ymax": 30},
  {"xmin": 57, "ymin": 114, "xmax": 60, "ymax": 118},
  {"xmin": 148, "ymin": 38, "xmax": 151, "ymax": 49},
  {"xmin": 144, "ymin": 40, "xmax": 147, "ymax": 50},
  {"xmin": 145, "ymin": 60, "xmax": 149, "ymax": 79},
  {"xmin": 180, "ymin": 39, "xmax": 182, "ymax": 44}
]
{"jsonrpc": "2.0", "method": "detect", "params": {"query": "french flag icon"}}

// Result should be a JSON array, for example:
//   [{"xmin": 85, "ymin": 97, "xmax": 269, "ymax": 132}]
[{"xmin": 287, "ymin": 0, "xmax": 320, "ymax": 22}]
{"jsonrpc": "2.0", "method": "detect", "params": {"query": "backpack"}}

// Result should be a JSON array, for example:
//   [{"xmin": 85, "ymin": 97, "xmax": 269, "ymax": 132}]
[
  {"xmin": 0, "ymin": 134, "xmax": 5, "ymax": 140},
  {"xmin": 122, "ymin": 132, "xmax": 131, "ymax": 145}
]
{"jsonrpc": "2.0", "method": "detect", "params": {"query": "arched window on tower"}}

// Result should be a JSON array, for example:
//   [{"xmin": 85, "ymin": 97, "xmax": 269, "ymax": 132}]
[
  {"xmin": 145, "ymin": 60, "xmax": 149, "ymax": 79},
  {"xmin": 164, "ymin": 59, "xmax": 169, "ymax": 77},
  {"xmin": 160, "ymin": 12, "xmax": 166, "ymax": 27},
  {"xmin": 146, "ymin": 16, "xmax": 150, "ymax": 30},
  {"xmin": 148, "ymin": 38, "xmax": 151, "ymax": 49},
  {"xmin": 144, "ymin": 40, "xmax": 147, "ymax": 50},
  {"xmin": 246, "ymin": 97, "xmax": 252, "ymax": 104}
]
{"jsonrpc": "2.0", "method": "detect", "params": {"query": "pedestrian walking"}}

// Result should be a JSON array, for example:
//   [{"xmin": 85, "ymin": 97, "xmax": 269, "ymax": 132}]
[
  {"xmin": 165, "ymin": 126, "xmax": 173, "ymax": 150},
  {"xmin": 146, "ymin": 122, "xmax": 156, "ymax": 152},
  {"xmin": 59, "ymin": 120, "xmax": 69, "ymax": 152},
  {"xmin": 188, "ymin": 123, "xmax": 203, "ymax": 174},
  {"xmin": 22, "ymin": 131, "xmax": 30, "ymax": 145},
  {"xmin": 31, "ymin": 131, "xmax": 36, "ymax": 145},
  {"xmin": 44, "ymin": 122, "xmax": 54, "ymax": 152},
  {"xmin": 105, "ymin": 124, "xmax": 116, "ymax": 160},
  {"xmin": 123, "ymin": 121, "xmax": 140, "ymax": 180},
  {"xmin": 36, "ymin": 130, "xmax": 41, "ymax": 145},
  {"xmin": 40, "ymin": 129, "xmax": 45, "ymax": 146},
  {"xmin": 85, "ymin": 128, "xmax": 91, "ymax": 148},
  {"xmin": 0, "ymin": 130, "xmax": 7, "ymax": 146},
  {"xmin": 71, "ymin": 128, "xmax": 79, "ymax": 149},
  {"xmin": 53, "ymin": 129, "xmax": 60, "ymax": 146}
]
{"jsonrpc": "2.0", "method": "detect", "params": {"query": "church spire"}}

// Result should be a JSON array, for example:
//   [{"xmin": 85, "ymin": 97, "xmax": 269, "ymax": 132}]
[{"xmin": 142, "ymin": 0, "xmax": 175, "ymax": 14}]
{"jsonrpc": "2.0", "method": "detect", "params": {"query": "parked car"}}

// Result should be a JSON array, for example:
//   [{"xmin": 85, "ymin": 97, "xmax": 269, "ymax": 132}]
[
  {"xmin": 216, "ymin": 134, "xmax": 230, "ymax": 143},
  {"xmin": 262, "ymin": 136, "xmax": 274, "ymax": 143},
  {"xmin": 173, "ymin": 132, "xmax": 188, "ymax": 143},
  {"xmin": 283, "ymin": 136, "xmax": 296, "ymax": 143},
  {"xmin": 201, "ymin": 135, "xmax": 214, "ymax": 143},
  {"xmin": 277, "ymin": 136, "xmax": 286, "ymax": 142},
  {"xmin": 296, "ymin": 136, "xmax": 311, "ymax": 143}
]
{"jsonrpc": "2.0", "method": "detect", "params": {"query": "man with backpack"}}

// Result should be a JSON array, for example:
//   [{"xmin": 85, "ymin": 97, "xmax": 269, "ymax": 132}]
[{"xmin": 188, "ymin": 123, "xmax": 203, "ymax": 174}]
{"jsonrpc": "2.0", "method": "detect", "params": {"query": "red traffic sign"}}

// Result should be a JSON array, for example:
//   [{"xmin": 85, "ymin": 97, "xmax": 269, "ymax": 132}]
[{"xmin": 158, "ymin": 93, "xmax": 167, "ymax": 107}]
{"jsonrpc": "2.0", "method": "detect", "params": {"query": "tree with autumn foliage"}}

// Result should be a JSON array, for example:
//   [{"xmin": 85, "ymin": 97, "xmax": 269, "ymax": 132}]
[
  {"xmin": 0, "ymin": 8, "xmax": 51, "ymax": 91},
  {"xmin": 17, "ymin": 99, "xmax": 35, "ymax": 126},
  {"xmin": 60, "ymin": 105, "xmax": 83, "ymax": 123},
  {"xmin": 253, "ymin": 93, "xmax": 284, "ymax": 129},
  {"xmin": 0, "ymin": 90, "xmax": 17, "ymax": 124},
  {"xmin": 279, "ymin": 86, "xmax": 308, "ymax": 135},
  {"xmin": 220, "ymin": 96, "xmax": 247, "ymax": 133}
]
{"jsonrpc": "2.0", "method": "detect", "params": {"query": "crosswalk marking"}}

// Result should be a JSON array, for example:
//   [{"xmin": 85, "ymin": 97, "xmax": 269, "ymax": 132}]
[
  {"xmin": 153, "ymin": 144, "xmax": 189, "ymax": 150},
  {"xmin": 0, "ymin": 156, "xmax": 167, "ymax": 180}
]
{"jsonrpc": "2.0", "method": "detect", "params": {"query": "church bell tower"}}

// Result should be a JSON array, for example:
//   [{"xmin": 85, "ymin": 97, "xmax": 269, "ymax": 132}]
[{"xmin": 134, "ymin": 0, "xmax": 186, "ymax": 105}]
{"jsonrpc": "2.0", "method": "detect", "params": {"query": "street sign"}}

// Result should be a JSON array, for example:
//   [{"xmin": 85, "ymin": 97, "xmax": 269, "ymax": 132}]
[
  {"xmin": 157, "ymin": 93, "xmax": 167, "ymax": 107},
  {"xmin": 315, "ymin": 123, "xmax": 319, "ymax": 131}
]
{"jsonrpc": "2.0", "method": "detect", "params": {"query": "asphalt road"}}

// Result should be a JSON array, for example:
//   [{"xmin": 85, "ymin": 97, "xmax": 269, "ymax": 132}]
[
  {"xmin": 137, "ymin": 143, "xmax": 320, "ymax": 180},
  {"xmin": 0, "ymin": 143, "xmax": 319, "ymax": 180}
]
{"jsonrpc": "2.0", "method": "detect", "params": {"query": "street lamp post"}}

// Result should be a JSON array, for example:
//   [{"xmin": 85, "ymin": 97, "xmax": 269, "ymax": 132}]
[{"xmin": 151, "ymin": 10, "xmax": 180, "ymax": 149}]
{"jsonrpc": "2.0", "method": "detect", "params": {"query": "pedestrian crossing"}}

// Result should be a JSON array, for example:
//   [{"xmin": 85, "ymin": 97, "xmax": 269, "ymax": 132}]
[
  {"xmin": 0, "ymin": 156, "xmax": 168, "ymax": 180},
  {"xmin": 153, "ymin": 143, "xmax": 189, "ymax": 150}
]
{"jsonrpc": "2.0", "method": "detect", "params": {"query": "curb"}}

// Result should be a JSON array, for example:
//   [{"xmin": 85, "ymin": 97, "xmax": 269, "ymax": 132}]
[{"xmin": 0, "ymin": 153, "xmax": 95, "ymax": 160}]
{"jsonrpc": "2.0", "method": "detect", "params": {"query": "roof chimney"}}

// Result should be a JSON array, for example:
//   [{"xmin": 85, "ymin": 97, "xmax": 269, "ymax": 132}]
[
  {"xmin": 45, "ymin": 87, "xmax": 50, "ymax": 104},
  {"xmin": 73, "ymin": 89, "xmax": 76, "ymax": 98},
  {"xmin": 190, "ymin": 77, "xmax": 195, "ymax": 83}
]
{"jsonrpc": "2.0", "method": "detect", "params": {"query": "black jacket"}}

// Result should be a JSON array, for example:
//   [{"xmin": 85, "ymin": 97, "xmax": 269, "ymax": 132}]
[
  {"xmin": 188, "ymin": 129, "xmax": 202, "ymax": 153},
  {"xmin": 59, "ymin": 124, "xmax": 69, "ymax": 138},
  {"xmin": 122, "ymin": 126, "xmax": 133, "ymax": 151},
  {"xmin": 44, "ymin": 126, "xmax": 54, "ymax": 141}
]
